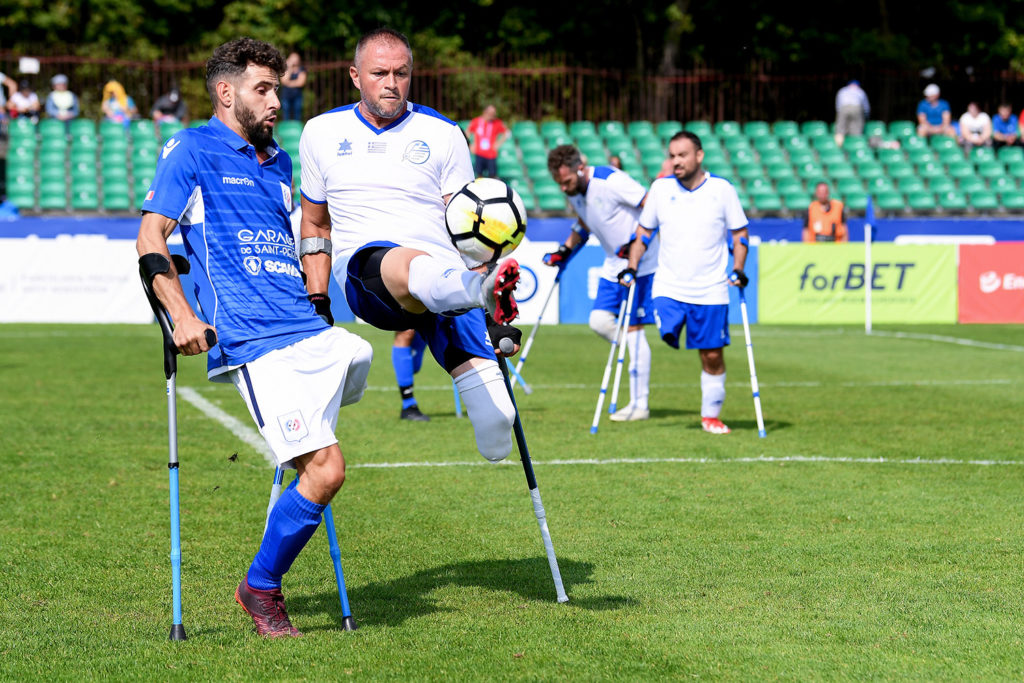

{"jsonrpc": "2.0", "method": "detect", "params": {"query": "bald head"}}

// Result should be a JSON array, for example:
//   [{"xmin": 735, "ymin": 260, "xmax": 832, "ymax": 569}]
[{"xmin": 354, "ymin": 28, "xmax": 412, "ymax": 68}]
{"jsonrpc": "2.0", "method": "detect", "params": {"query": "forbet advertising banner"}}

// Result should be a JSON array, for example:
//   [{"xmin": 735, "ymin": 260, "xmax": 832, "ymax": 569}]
[
  {"xmin": 759, "ymin": 243, "xmax": 957, "ymax": 323},
  {"xmin": 958, "ymin": 243, "xmax": 1024, "ymax": 323}
]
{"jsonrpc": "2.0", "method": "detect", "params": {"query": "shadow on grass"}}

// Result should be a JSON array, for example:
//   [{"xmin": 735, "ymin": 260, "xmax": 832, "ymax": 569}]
[{"xmin": 291, "ymin": 556, "xmax": 633, "ymax": 631}]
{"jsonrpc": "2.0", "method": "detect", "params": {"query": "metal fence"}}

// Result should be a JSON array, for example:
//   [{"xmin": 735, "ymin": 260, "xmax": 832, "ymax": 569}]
[{"xmin": 4, "ymin": 47, "xmax": 1024, "ymax": 126}]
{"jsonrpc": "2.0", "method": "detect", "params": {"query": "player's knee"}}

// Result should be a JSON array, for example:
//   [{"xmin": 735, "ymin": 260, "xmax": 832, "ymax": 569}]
[
  {"xmin": 341, "ymin": 336, "xmax": 374, "ymax": 407},
  {"xmin": 589, "ymin": 309, "xmax": 619, "ymax": 342},
  {"xmin": 454, "ymin": 360, "xmax": 515, "ymax": 462}
]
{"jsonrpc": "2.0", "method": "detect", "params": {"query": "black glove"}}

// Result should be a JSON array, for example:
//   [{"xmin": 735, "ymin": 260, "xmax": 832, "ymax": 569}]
[
  {"xmin": 729, "ymin": 269, "xmax": 749, "ymax": 288},
  {"xmin": 617, "ymin": 267, "xmax": 637, "ymax": 287},
  {"xmin": 616, "ymin": 236, "xmax": 636, "ymax": 259},
  {"xmin": 542, "ymin": 244, "xmax": 572, "ymax": 267},
  {"xmin": 486, "ymin": 315, "xmax": 522, "ymax": 355},
  {"xmin": 308, "ymin": 293, "xmax": 334, "ymax": 326}
]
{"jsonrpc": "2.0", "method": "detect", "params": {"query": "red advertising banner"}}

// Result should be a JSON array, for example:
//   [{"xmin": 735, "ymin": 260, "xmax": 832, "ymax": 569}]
[{"xmin": 958, "ymin": 243, "xmax": 1024, "ymax": 323}]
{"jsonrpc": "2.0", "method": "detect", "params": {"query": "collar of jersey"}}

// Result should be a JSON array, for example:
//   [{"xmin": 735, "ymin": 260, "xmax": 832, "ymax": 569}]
[
  {"xmin": 675, "ymin": 171, "xmax": 709, "ymax": 193},
  {"xmin": 353, "ymin": 103, "xmax": 411, "ymax": 135},
  {"xmin": 208, "ymin": 115, "xmax": 280, "ymax": 157}
]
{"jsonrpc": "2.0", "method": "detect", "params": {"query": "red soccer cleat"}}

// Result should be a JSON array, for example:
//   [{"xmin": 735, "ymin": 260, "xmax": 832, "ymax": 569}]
[
  {"xmin": 482, "ymin": 259, "xmax": 520, "ymax": 324},
  {"xmin": 701, "ymin": 417, "xmax": 731, "ymax": 435},
  {"xmin": 235, "ymin": 579, "xmax": 302, "ymax": 638}
]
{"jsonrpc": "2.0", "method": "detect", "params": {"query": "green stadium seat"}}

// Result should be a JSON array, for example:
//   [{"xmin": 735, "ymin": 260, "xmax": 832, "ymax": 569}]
[
  {"xmin": 752, "ymin": 193, "xmax": 782, "ymax": 213},
  {"xmin": 758, "ymin": 150, "xmax": 786, "ymax": 166},
  {"xmin": 702, "ymin": 148, "xmax": 727, "ymax": 166},
  {"xmin": 904, "ymin": 149, "xmax": 932, "ymax": 165},
  {"xmin": 723, "ymin": 136, "xmax": 751, "ymax": 152},
  {"xmin": 130, "ymin": 119, "xmax": 157, "ymax": 143},
  {"xmin": 188, "ymin": 118, "xmax": 209, "ymax": 128},
  {"xmin": 71, "ymin": 133, "xmax": 98, "ymax": 152},
  {"xmin": 898, "ymin": 176, "xmax": 925, "ymax": 193},
  {"xmin": 876, "ymin": 190, "xmax": 905, "ymax": 213},
  {"xmin": 958, "ymin": 176, "xmax": 986, "ymax": 193},
  {"xmin": 844, "ymin": 192, "xmax": 869, "ymax": 211},
  {"xmin": 568, "ymin": 120, "xmax": 596, "ymax": 138},
  {"xmin": 1000, "ymin": 190, "xmax": 1024, "ymax": 210},
  {"xmin": 997, "ymin": 146, "xmax": 1024, "ymax": 163},
  {"xmin": 842, "ymin": 136, "xmax": 868, "ymax": 151},
  {"xmin": 514, "ymin": 121, "xmax": 541, "ymax": 138},
  {"xmin": 775, "ymin": 177, "xmax": 804, "ymax": 195},
  {"xmin": 537, "ymin": 193, "xmax": 567, "ymax": 212},
  {"xmin": 635, "ymin": 135, "xmax": 663, "ymax": 153},
  {"xmin": 39, "ymin": 180, "xmax": 67, "ymax": 210},
  {"xmin": 906, "ymin": 191, "xmax": 936, "ymax": 212},
  {"xmin": 735, "ymin": 162, "xmax": 764, "ymax": 181},
  {"xmin": 8, "ymin": 184, "xmax": 35, "ymax": 209},
  {"xmin": 929, "ymin": 136, "xmax": 957, "ymax": 150},
  {"xmin": 889, "ymin": 120, "xmax": 916, "ymax": 138},
  {"xmin": 969, "ymin": 190, "xmax": 999, "ymax": 211},
  {"xmin": 39, "ymin": 164, "xmax": 64, "ymax": 182},
  {"xmin": 946, "ymin": 161, "xmax": 974, "ymax": 179},
  {"xmin": 517, "ymin": 190, "xmax": 537, "ymax": 213},
  {"xmin": 781, "ymin": 191, "xmax": 809, "ymax": 212},
  {"xmin": 989, "ymin": 176, "xmax": 1016, "ymax": 193},
  {"xmin": 519, "ymin": 138, "xmax": 545, "ymax": 155},
  {"xmin": 276, "ymin": 120, "xmax": 302, "ymax": 139},
  {"xmin": 885, "ymin": 161, "xmax": 915, "ymax": 180},
  {"xmin": 770, "ymin": 121, "xmax": 798, "ymax": 137},
  {"xmin": 970, "ymin": 147, "xmax": 996, "ymax": 163},
  {"xmin": 713, "ymin": 121, "xmax": 741, "ymax": 138},
  {"xmin": 497, "ymin": 143, "xmax": 518, "ymax": 159},
  {"xmin": 855, "ymin": 161, "xmax": 883, "ymax": 180},
  {"xmin": 745, "ymin": 177, "xmax": 774, "ymax": 194},
  {"xmin": 837, "ymin": 177, "xmax": 865, "ymax": 195},
  {"xmin": 101, "ymin": 162, "xmax": 129, "ymax": 182},
  {"xmin": 39, "ymin": 135, "xmax": 67, "ymax": 151},
  {"xmin": 545, "ymin": 133, "xmax": 573, "ymax": 148},
  {"xmin": 38, "ymin": 148, "xmax": 65, "ymax": 169},
  {"xmin": 134, "ymin": 174, "xmax": 154, "ymax": 201},
  {"xmin": 9, "ymin": 117, "xmax": 35, "ymax": 137},
  {"xmin": 753, "ymin": 136, "xmax": 780, "ymax": 152},
  {"xmin": 132, "ymin": 146, "xmax": 159, "ymax": 169},
  {"xmin": 902, "ymin": 135, "xmax": 927, "ymax": 150},
  {"xmin": 6, "ymin": 158, "xmax": 34, "ymax": 180},
  {"xmin": 69, "ymin": 146, "xmax": 96, "ymax": 165},
  {"xmin": 817, "ymin": 149, "xmax": 845, "ymax": 166},
  {"xmin": 38, "ymin": 119, "xmax": 67, "ymax": 140},
  {"xmin": 729, "ymin": 148, "xmax": 755, "ymax": 164},
  {"xmin": 765, "ymin": 162, "xmax": 795, "ymax": 180},
  {"xmin": 1007, "ymin": 161, "xmax": 1024, "ymax": 179},
  {"xmin": 736, "ymin": 190, "xmax": 752, "ymax": 212},
  {"xmin": 68, "ymin": 119, "xmax": 96, "ymax": 137},
  {"xmin": 102, "ymin": 135, "xmax": 128, "ymax": 153},
  {"xmin": 70, "ymin": 159, "xmax": 95, "ymax": 181},
  {"xmin": 864, "ymin": 121, "xmax": 887, "ymax": 138},
  {"xmin": 598, "ymin": 121, "xmax": 625, "ymax": 139},
  {"xmin": 71, "ymin": 186, "xmax": 99, "ymax": 210},
  {"xmin": 102, "ymin": 180, "xmax": 132, "ymax": 210},
  {"xmin": 627, "ymin": 120, "xmax": 654, "ymax": 139},
  {"xmin": 936, "ymin": 147, "xmax": 963, "ymax": 164},
  {"xmin": 927, "ymin": 177, "xmax": 955, "ymax": 193},
  {"xmin": 937, "ymin": 190, "xmax": 968, "ymax": 212},
  {"xmin": 976, "ymin": 161, "xmax": 1007, "ymax": 179},
  {"xmin": 100, "ymin": 120, "xmax": 125, "ymax": 138},
  {"xmin": 671, "ymin": 120, "xmax": 698, "ymax": 137},
  {"xmin": 827, "ymin": 162, "xmax": 855, "ymax": 180},
  {"xmin": 788, "ymin": 149, "xmax": 815, "ymax": 166},
  {"xmin": 497, "ymin": 161, "xmax": 525, "ymax": 180},
  {"xmin": 801, "ymin": 121, "xmax": 828, "ymax": 137},
  {"xmin": 848, "ymin": 147, "xmax": 875, "ymax": 163},
  {"xmin": 743, "ymin": 121, "xmax": 771, "ymax": 139},
  {"xmin": 877, "ymin": 148, "xmax": 904, "ymax": 164},
  {"xmin": 866, "ymin": 176, "xmax": 896, "ymax": 194}
]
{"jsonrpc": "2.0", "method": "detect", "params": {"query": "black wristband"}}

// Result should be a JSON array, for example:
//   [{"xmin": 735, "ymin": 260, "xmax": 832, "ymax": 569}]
[{"xmin": 307, "ymin": 293, "xmax": 334, "ymax": 326}]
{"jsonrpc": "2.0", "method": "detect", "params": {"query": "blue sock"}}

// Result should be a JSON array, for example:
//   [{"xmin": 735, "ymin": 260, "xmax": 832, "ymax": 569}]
[
  {"xmin": 411, "ymin": 333, "xmax": 428, "ymax": 375},
  {"xmin": 247, "ymin": 480, "xmax": 325, "ymax": 590},
  {"xmin": 393, "ymin": 345, "xmax": 417, "ymax": 409}
]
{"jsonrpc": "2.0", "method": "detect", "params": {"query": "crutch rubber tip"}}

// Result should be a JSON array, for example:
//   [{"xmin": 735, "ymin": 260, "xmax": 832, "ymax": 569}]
[
  {"xmin": 169, "ymin": 624, "xmax": 187, "ymax": 641},
  {"xmin": 341, "ymin": 616, "xmax": 358, "ymax": 631},
  {"xmin": 589, "ymin": 426, "xmax": 598, "ymax": 434},
  {"xmin": 758, "ymin": 430, "xmax": 767, "ymax": 438},
  {"xmin": 557, "ymin": 596, "xmax": 570, "ymax": 604}
]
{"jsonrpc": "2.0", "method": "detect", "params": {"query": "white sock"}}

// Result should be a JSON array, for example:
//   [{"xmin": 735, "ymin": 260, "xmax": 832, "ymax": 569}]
[
  {"xmin": 626, "ymin": 329, "xmax": 651, "ymax": 410},
  {"xmin": 453, "ymin": 361, "xmax": 515, "ymax": 462},
  {"xmin": 407, "ymin": 255, "xmax": 483, "ymax": 314},
  {"xmin": 700, "ymin": 371, "xmax": 726, "ymax": 418}
]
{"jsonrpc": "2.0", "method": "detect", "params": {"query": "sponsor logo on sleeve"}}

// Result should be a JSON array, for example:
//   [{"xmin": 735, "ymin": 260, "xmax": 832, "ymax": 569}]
[{"xmin": 162, "ymin": 138, "xmax": 181, "ymax": 159}]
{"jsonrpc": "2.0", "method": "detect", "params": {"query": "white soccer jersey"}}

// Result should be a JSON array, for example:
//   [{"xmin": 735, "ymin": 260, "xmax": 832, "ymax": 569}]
[
  {"xmin": 299, "ymin": 102, "xmax": 475, "ymax": 280},
  {"xmin": 568, "ymin": 165, "xmax": 658, "ymax": 280},
  {"xmin": 638, "ymin": 172, "xmax": 748, "ymax": 305}
]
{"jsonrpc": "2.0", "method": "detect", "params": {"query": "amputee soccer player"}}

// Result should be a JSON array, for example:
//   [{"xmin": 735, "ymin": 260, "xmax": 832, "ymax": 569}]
[
  {"xmin": 621, "ymin": 131, "xmax": 749, "ymax": 434},
  {"xmin": 298, "ymin": 28, "xmax": 520, "ymax": 462},
  {"xmin": 136, "ymin": 37, "xmax": 373, "ymax": 637},
  {"xmin": 544, "ymin": 144, "xmax": 658, "ymax": 422}
]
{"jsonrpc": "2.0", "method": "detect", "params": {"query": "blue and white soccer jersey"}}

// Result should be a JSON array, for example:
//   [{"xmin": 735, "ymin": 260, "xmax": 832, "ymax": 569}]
[
  {"xmin": 568, "ymin": 166, "xmax": 657, "ymax": 324},
  {"xmin": 142, "ymin": 117, "xmax": 328, "ymax": 378},
  {"xmin": 299, "ymin": 102, "xmax": 494, "ymax": 371},
  {"xmin": 638, "ymin": 171, "xmax": 748, "ymax": 349}
]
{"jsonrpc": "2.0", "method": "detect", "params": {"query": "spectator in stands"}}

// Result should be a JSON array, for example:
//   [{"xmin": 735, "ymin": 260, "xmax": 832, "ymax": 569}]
[
  {"xmin": 803, "ymin": 182, "xmax": 847, "ymax": 243},
  {"xmin": 992, "ymin": 103, "xmax": 1019, "ymax": 149},
  {"xmin": 467, "ymin": 104, "xmax": 509, "ymax": 178},
  {"xmin": 101, "ymin": 80, "xmax": 138, "ymax": 128},
  {"xmin": 916, "ymin": 83, "xmax": 955, "ymax": 139},
  {"xmin": 279, "ymin": 52, "xmax": 307, "ymax": 121},
  {"xmin": 45, "ymin": 74, "xmax": 79, "ymax": 126},
  {"xmin": 152, "ymin": 83, "xmax": 188, "ymax": 128},
  {"xmin": 958, "ymin": 102, "xmax": 992, "ymax": 153},
  {"xmin": 834, "ymin": 79, "xmax": 870, "ymax": 146},
  {"xmin": 8, "ymin": 80, "xmax": 41, "ymax": 122},
  {"xmin": 609, "ymin": 154, "xmax": 623, "ymax": 170}
]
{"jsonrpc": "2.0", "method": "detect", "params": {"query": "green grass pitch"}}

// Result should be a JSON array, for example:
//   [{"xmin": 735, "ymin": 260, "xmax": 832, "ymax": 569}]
[{"xmin": 1, "ymin": 322, "xmax": 1023, "ymax": 679}]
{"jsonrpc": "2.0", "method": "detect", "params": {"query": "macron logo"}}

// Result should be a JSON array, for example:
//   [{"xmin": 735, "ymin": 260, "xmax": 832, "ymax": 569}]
[
  {"xmin": 162, "ymin": 139, "xmax": 180, "ymax": 159},
  {"xmin": 222, "ymin": 176, "xmax": 256, "ymax": 187}
]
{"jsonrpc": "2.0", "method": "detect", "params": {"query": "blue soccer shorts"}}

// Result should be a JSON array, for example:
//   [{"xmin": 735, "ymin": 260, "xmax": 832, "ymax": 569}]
[
  {"xmin": 593, "ymin": 274, "xmax": 656, "ymax": 326},
  {"xmin": 345, "ymin": 243, "xmax": 495, "ymax": 373},
  {"xmin": 652, "ymin": 297, "xmax": 730, "ymax": 350}
]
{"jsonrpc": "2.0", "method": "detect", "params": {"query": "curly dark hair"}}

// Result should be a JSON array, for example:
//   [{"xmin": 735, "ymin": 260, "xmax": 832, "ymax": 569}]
[
  {"xmin": 206, "ymin": 37, "xmax": 286, "ymax": 109},
  {"xmin": 547, "ymin": 144, "xmax": 583, "ymax": 176},
  {"xmin": 668, "ymin": 130, "xmax": 703, "ymax": 150}
]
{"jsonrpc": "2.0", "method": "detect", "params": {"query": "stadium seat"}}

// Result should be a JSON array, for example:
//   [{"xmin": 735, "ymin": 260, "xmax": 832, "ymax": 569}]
[
  {"xmin": 929, "ymin": 136, "xmax": 957, "ymax": 150},
  {"xmin": 545, "ymin": 133, "xmax": 573, "ymax": 148},
  {"xmin": 827, "ymin": 162, "xmax": 855, "ymax": 180},
  {"xmin": 842, "ymin": 136, "xmax": 868, "ymax": 151},
  {"xmin": 99, "ymin": 120, "xmax": 125, "ymax": 138},
  {"xmin": 906, "ymin": 191, "xmax": 936, "ymax": 212},
  {"xmin": 666, "ymin": 120, "xmax": 693, "ymax": 136},
  {"xmin": 1000, "ymin": 190, "xmax": 1024, "ymax": 210},
  {"xmin": 71, "ymin": 186, "xmax": 99, "ymax": 210},
  {"xmin": 989, "ymin": 176, "xmax": 1016, "ymax": 193},
  {"xmin": 102, "ymin": 181, "xmax": 132, "ymax": 210},
  {"xmin": 627, "ymin": 120, "xmax": 654, "ymax": 139},
  {"xmin": 976, "ymin": 161, "xmax": 1007, "ymax": 179},
  {"xmin": 946, "ymin": 160, "xmax": 974, "ymax": 179},
  {"xmin": 888, "ymin": 120, "xmax": 916, "ymax": 138},
  {"xmin": 998, "ymin": 146, "xmax": 1024, "ymax": 163},
  {"xmin": 885, "ymin": 161, "xmax": 915, "ymax": 180},
  {"xmin": 1007, "ymin": 161, "xmax": 1024, "ymax": 179},
  {"xmin": 837, "ymin": 178, "xmax": 865, "ymax": 195},
  {"xmin": 723, "ymin": 136, "xmax": 751, "ymax": 152},
  {"xmin": 38, "ymin": 148, "xmax": 65, "ymax": 170},
  {"xmin": 758, "ymin": 150, "xmax": 786, "ymax": 166},
  {"xmin": 68, "ymin": 119, "xmax": 96, "ymax": 137},
  {"xmin": 775, "ymin": 177, "xmax": 804, "ymax": 195},
  {"xmin": 800, "ymin": 121, "xmax": 828, "ymax": 137},
  {"xmin": 537, "ymin": 192, "xmax": 566, "ymax": 212},
  {"xmin": 276, "ymin": 120, "xmax": 302, "ymax": 139},
  {"xmin": 753, "ymin": 136, "xmax": 780, "ymax": 152},
  {"xmin": 864, "ymin": 121, "xmax": 887, "ymax": 138},
  {"xmin": 745, "ymin": 177, "xmax": 774, "ymax": 194},
  {"xmin": 903, "ymin": 149, "xmax": 932, "ymax": 165},
  {"xmin": 102, "ymin": 135, "xmax": 128, "ymax": 154},
  {"xmin": 927, "ymin": 177, "xmax": 955, "ymax": 193},
  {"xmin": 39, "ymin": 180, "xmax": 67, "ymax": 210},
  {"xmin": 772, "ymin": 121, "xmax": 799, "ymax": 137},
  {"xmin": 568, "ymin": 120, "xmax": 596, "ymax": 138},
  {"xmin": 958, "ymin": 175, "xmax": 986, "ymax": 193},
  {"xmin": 519, "ymin": 138, "xmax": 545, "ymax": 155},
  {"xmin": 188, "ymin": 118, "xmax": 209, "ymax": 128},
  {"xmin": 71, "ymin": 133, "xmax": 98, "ymax": 152},
  {"xmin": 876, "ymin": 190, "xmax": 905, "ymax": 213},
  {"xmin": 8, "ymin": 183, "xmax": 35, "ymax": 209},
  {"xmin": 817, "ymin": 149, "xmax": 845, "ymax": 166},
  {"xmin": 897, "ymin": 176, "xmax": 926, "ymax": 193},
  {"xmin": 38, "ymin": 119, "xmax": 67, "ymax": 140},
  {"xmin": 788, "ymin": 149, "xmax": 815, "ymax": 166},
  {"xmin": 39, "ymin": 164, "xmax": 64, "ymax": 182},
  {"xmin": 729, "ymin": 148, "xmax": 755, "ymax": 164},
  {"xmin": 736, "ymin": 162, "xmax": 765, "ymax": 181},
  {"xmin": 752, "ymin": 193, "xmax": 782, "ymax": 213},
  {"xmin": 9, "ymin": 117, "xmax": 35, "ymax": 136},
  {"xmin": 598, "ymin": 121, "xmax": 625, "ymax": 139},
  {"xmin": 6, "ymin": 157, "xmax": 34, "ymax": 180},
  {"xmin": 713, "ymin": 121, "xmax": 741, "ymax": 138},
  {"xmin": 900, "ymin": 136, "xmax": 926, "ymax": 151},
  {"xmin": 865, "ymin": 176, "xmax": 896, "ymax": 194},
  {"xmin": 847, "ymin": 147, "xmax": 875, "ymax": 163},
  {"xmin": 969, "ymin": 190, "xmax": 999, "ymax": 211},
  {"xmin": 936, "ymin": 147, "xmax": 963, "ymax": 164},
  {"xmin": 970, "ymin": 147, "xmax": 996, "ymax": 163},
  {"xmin": 844, "ymin": 192, "xmax": 869, "ymax": 211},
  {"xmin": 70, "ymin": 159, "xmax": 95, "ymax": 181},
  {"xmin": 937, "ymin": 190, "xmax": 968, "ymax": 212},
  {"xmin": 876, "ymin": 148, "xmax": 904, "ymax": 164},
  {"xmin": 130, "ymin": 119, "xmax": 157, "ymax": 143},
  {"xmin": 743, "ymin": 121, "xmax": 771, "ymax": 139},
  {"xmin": 514, "ymin": 121, "xmax": 541, "ymax": 138},
  {"xmin": 765, "ymin": 162, "xmax": 795, "ymax": 180},
  {"xmin": 101, "ymin": 161, "xmax": 129, "ymax": 182},
  {"xmin": 497, "ymin": 160, "xmax": 525, "ymax": 180},
  {"xmin": 781, "ymin": 191, "xmax": 808, "ymax": 212}
]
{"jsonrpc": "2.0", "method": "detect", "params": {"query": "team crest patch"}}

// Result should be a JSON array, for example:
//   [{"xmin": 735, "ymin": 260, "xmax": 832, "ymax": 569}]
[
  {"xmin": 244, "ymin": 256, "xmax": 262, "ymax": 276},
  {"xmin": 337, "ymin": 139, "xmax": 353, "ymax": 156},
  {"xmin": 280, "ymin": 181, "xmax": 292, "ymax": 212},
  {"xmin": 277, "ymin": 410, "xmax": 309, "ymax": 443},
  {"xmin": 403, "ymin": 140, "xmax": 430, "ymax": 164}
]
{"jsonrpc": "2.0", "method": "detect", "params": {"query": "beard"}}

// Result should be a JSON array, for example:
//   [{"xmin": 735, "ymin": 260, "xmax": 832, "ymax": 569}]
[
  {"xmin": 236, "ymin": 100, "xmax": 274, "ymax": 150},
  {"xmin": 363, "ymin": 91, "xmax": 406, "ymax": 121}
]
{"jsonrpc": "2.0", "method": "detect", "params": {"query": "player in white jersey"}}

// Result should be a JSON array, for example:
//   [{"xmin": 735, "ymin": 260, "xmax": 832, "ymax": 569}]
[
  {"xmin": 622, "ymin": 131, "xmax": 749, "ymax": 435},
  {"xmin": 298, "ymin": 28, "xmax": 520, "ymax": 462},
  {"xmin": 543, "ymin": 144, "xmax": 658, "ymax": 421}
]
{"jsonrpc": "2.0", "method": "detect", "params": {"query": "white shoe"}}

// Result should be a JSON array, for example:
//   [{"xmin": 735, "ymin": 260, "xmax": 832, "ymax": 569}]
[{"xmin": 609, "ymin": 404, "xmax": 650, "ymax": 422}]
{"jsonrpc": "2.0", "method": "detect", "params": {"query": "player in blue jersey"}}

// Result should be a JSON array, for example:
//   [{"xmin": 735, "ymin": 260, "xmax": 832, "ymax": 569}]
[
  {"xmin": 544, "ymin": 144, "xmax": 657, "ymax": 422},
  {"xmin": 298, "ymin": 28, "xmax": 520, "ymax": 462},
  {"xmin": 137, "ymin": 37, "xmax": 373, "ymax": 638},
  {"xmin": 621, "ymin": 131, "xmax": 749, "ymax": 435}
]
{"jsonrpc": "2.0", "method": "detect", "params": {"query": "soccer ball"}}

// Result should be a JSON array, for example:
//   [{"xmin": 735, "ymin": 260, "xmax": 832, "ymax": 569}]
[{"xmin": 445, "ymin": 178, "xmax": 527, "ymax": 265}]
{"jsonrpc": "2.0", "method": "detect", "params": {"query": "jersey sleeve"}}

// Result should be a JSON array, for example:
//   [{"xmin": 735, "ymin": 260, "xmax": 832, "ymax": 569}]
[
  {"xmin": 637, "ymin": 182, "xmax": 661, "ymax": 230},
  {"xmin": 141, "ymin": 132, "xmax": 198, "ymax": 220},
  {"xmin": 441, "ymin": 124, "xmax": 474, "ymax": 197},
  {"xmin": 298, "ymin": 122, "xmax": 327, "ymax": 204},
  {"xmin": 608, "ymin": 169, "xmax": 648, "ymax": 208},
  {"xmin": 723, "ymin": 182, "xmax": 749, "ymax": 231}
]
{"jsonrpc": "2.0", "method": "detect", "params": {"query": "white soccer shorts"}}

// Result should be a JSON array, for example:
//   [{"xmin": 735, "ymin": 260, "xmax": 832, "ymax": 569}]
[{"xmin": 229, "ymin": 327, "xmax": 372, "ymax": 467}]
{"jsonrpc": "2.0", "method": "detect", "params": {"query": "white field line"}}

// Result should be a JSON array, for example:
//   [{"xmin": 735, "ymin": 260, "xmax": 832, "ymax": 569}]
[
  {"xmin": 866, "ymin": 330, "xmax": 1024, "ymax": 353},
  {"xmin": 178, "ymin": 387, "xmax": 1024, "ymax": 471}
]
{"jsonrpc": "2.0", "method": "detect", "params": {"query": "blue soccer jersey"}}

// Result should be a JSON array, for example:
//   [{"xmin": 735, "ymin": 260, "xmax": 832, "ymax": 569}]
[{"xmin": 142, "ymin": 116, "xmax": 327, "ymax": 378}]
